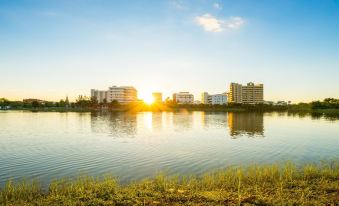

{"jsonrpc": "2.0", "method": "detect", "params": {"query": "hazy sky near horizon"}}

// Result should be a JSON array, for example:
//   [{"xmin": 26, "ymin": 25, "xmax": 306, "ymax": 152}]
[{"xmin": 0, "ymin": 0, "xmax": 338, "ymax": 102}]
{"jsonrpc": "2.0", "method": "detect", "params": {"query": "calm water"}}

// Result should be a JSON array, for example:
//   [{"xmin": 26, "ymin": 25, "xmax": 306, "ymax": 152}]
[{"xmin": 0, "ymin": 111, "xmax": 338, "ymax": 186}]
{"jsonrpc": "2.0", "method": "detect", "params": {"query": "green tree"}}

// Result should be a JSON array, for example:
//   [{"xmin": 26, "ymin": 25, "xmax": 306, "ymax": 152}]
[
  {"xmin": 32, "ymin": 101, "xmax": 40, "ymax": 108},
  {"xmin": 90, "ymin": 96, "xmax": 98, "ymax": 107},
  {"xmin": 111, "ymin": 100, "xmax": 119, "ymax": 107},
  {"xmin": 59, "ymin": 99, "xmax": 66, "ymax": 107},
  {"xmin": 75, "ymin": 95, "xmax": 91, "ymax": 108}
]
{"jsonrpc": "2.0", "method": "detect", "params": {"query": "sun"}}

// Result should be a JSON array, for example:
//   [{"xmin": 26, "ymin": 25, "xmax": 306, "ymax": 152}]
[{"xmin": 141, "ymin": 94, "xmax": 154, "ymax": 105}]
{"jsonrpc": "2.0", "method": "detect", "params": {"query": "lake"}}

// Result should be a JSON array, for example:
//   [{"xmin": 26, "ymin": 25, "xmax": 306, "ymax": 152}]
[{"xmin": 0, "ymin": 111, "xmax": 338, "ymax": 187}]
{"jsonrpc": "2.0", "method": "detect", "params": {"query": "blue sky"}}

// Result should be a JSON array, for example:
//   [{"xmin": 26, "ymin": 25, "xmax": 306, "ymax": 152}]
[{"xmin": 0, "ymin": 0, "xmax": 338, "ymax": 102}]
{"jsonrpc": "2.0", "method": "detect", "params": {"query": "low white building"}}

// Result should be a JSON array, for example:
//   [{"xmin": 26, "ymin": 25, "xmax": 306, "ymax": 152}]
[
  {"xmin": 107, "ymin": 86, "xmax": 137, "ymax": 103},
  {"xmin": 201, "ymin": 92, "xmax": 228, "ymax": 105},
  {"xmin": 91, "ymin": 86, "xmax": 137, "ymax": 104},
  {"xmin": 210, "ymin": 94, "xmax": 227, "ymax": 105},
  {"xmin": 173, "ymin": 92, "xmax": 194, "ymax": 104}
]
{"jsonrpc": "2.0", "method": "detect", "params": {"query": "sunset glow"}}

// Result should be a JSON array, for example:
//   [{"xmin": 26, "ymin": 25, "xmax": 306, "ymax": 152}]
[{"xmin": 140, "ymin": 93, "xmax": 154, "ymax": 105}]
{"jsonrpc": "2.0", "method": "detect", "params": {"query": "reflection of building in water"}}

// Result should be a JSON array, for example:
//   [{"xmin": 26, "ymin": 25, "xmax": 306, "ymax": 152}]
[
  {"xmin": 151, "ymin": 112, "xmax": 163, "ymax": 131},
  {"xmin": 162, "ymin": 112, "xmax": 174, "ymax": 129},
  {"xmin": 90, "ymin": 112, "xmax": 137, "ymax": 137},
  {"xmin": 172, "ymin": 112, "xmax": 193, "ymax": 130},
  {"xmin": 201, "ymin": 112, "xmax": 228, "ymax": 129},
  {"xmin": 228, "ymin": 112, "xmax": 264, "ymax": 137}
]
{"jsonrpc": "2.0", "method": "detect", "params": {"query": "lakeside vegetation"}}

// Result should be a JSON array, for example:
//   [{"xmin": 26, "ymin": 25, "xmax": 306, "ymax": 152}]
[
  {"xmin": 1, "ymin": 161, "xmax": 338, "ymax": 205},
  {"xmin": 1, "ymin": 97, "xmax": 339, "ymax": 116}
]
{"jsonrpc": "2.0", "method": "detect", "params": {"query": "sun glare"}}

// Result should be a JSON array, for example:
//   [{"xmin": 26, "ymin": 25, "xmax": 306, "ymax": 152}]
[{"xmin": 142, "ymin": 95, "xmax": 154, "ymax": 104}]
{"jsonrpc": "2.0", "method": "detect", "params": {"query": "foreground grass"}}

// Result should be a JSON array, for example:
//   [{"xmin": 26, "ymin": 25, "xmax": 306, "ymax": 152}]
[{"xmin": 1, "ymin": 162, "xmax": 338, "ymax": 206}]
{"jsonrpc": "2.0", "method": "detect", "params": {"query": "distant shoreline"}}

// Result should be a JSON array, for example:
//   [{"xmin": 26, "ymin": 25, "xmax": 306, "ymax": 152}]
[
  {"xmin": 2, "ymin": 98, "xmax": 338, "ymax": 115},
  {"xmin": 2, "ymin": 106, "xmax": 339, "ymax": 117}
]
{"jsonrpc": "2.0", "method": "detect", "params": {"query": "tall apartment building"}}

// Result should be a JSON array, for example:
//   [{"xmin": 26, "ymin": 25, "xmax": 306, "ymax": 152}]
[
  {"xmin": 228, "ymin": 82, "xmax": 264, "ymax": 104},
  {"xmin": 201, "ymin": 92, "xmax": 209, "ymax": 104},
  {"xmin": 152, "ymin": 92, "xmax": 163, "ymax": 103},
  {"xmin": 91, "ymin": 86, "xmax": 137, "ymax": 104},
  {"xmin": 242, "ymin": 82, "xmax": 264, "ymax": 104},
  {"xmin": 173, "ymin": 92, "xmax": 194, "ymax": 104},
  {"xmin": 228, "ymin": 83, "xmax": 243, "ymax": 103},
  {"xmin": 201, "ymin": 92, "xmax": 228, "ymax": 105},
  {"xmin": 91, "ymin": 90, "xmax": 108, "ymax": 103}
]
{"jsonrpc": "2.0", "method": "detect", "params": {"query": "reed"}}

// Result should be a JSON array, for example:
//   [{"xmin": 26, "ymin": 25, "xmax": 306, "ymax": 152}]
[{"xmin": 1, "ymin": 161, "xmax": 338, "ymax": 205}]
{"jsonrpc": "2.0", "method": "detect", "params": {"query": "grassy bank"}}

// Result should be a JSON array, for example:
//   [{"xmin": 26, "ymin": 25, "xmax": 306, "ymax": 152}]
[{"xmin": 1, "ymin": 162, "xmax": 338, "ymax": 205}]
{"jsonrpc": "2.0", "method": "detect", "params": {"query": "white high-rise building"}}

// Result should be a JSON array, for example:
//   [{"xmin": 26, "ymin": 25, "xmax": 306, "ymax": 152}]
[
  {"xmin": 173, "ymin": 92, "xmax": 194, "ymax": 104},
  {"xmin": 91, "ymin": 86, "xmax": 137, "ymax": 104},
  {"xmin": 91, "ymin": 90, "xmax": 108, "ymax": 103}
]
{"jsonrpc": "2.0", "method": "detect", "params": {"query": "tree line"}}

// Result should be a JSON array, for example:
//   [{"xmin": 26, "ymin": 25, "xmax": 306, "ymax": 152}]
[
  {"xmin": 1, "ymin": 97, "xmax": 338, "ymax": 111},
  {"xmin": 310, "ymin": 98, "xmax": 339, "ymax": 109}
]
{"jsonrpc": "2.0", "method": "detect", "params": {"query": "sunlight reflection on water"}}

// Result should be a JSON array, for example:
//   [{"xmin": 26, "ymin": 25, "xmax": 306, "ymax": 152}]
[{"xmin": 0, "ymin": 111, "xmax": 338, "ymax": 187}]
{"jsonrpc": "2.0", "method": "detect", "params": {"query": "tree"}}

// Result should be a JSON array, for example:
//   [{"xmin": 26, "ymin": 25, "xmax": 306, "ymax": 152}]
[
  {"xmin": 45, "ymin": 102, "xmax": 54, "ymax": 107},
  {"xmin": 324, "ymin": 98, "xmax": 335, "ymax": 103},
  {"xmin": 0, "ymin": 98, "xmax": 10, "ymax": 107},
  {"xmin": 59, "ymin": 99, "xmax": 66, "ymax": 107},
  {"xmin": 32, "ymin": 101, "xmax": 40, "ymax": 108},
  {"xmin": 90, "ymin": 96, "xmax": 98, "ymax": 107},
  {"xmin": 75, "ymin": 95, "xmax": 91, "ymax": 108},
  {"xmin": 111, "ymin": 100, "xmax": 120, "ymax": 107}
]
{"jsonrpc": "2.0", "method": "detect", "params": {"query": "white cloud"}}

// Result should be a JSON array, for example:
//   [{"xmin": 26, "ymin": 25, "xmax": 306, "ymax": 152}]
[
  {"xmin": 170, "ymin": 0, "xmax": 184, "ymax": 10},
  {"xmin": 213, "ymin": 3, "xmax": 222, "ymax": 10},
  {"xmin": 226, "ymin": 17, "xmax": 245, "ymax": 29},
  {"xmin": 195, "ymin": 14, "xmax": 245, "ymax": 33}
]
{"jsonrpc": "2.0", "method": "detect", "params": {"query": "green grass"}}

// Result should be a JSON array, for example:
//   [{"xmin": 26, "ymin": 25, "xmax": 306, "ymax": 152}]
[{"xmin": 1, "ymin": 161, "xmax": 338, "ymax": 205}]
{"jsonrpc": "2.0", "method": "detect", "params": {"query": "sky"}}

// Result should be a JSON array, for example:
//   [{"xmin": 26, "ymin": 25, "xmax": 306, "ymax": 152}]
[{"xmin": 0, "ymin": 0, "xmax": 338, "ymax": 103}]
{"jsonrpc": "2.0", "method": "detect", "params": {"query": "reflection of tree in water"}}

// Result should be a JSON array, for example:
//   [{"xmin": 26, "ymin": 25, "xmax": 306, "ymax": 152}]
[
  {"xmin": 90, "ymin": 112, "xmax": 137, "ymax": 137},
  {"xmin": 288, "ymin": 111, "xmax": 339, "ymax": 121},
  {"xmin": 320, "ymin": 113, "xmax": 339, "ymax": 121},
  {"xmin": 287, "ymin": 112, "xmax": 309, "ymax": 119},
  {"xmin": 228, "ymin": 112, "xmax": 264, "ymax": 137}
]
